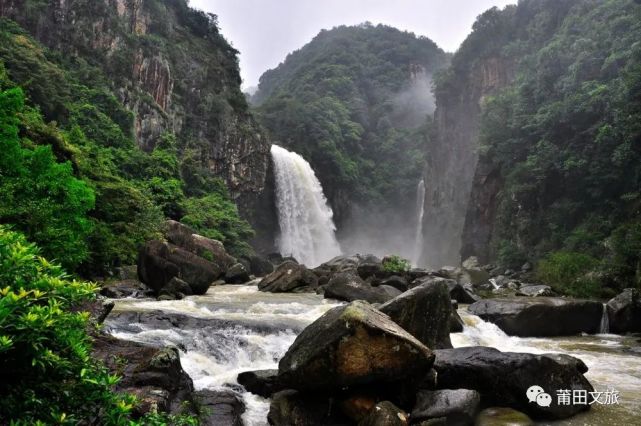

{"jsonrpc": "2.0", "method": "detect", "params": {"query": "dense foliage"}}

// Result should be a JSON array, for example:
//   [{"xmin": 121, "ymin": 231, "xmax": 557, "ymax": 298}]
[
  {"xmin": 440, "ymin": 0, "xmax": 641, "ymax": 295},
  {"xmin": 254, "ymin": 24, "xmax": 450, "ymax": 222},
  {"xmin": 0, "ymin": 226, "xmax": 134, "ymax": 423},
  {"xmin": 0, "ymin": 9, "xmax": 255, "ymax": 275}
]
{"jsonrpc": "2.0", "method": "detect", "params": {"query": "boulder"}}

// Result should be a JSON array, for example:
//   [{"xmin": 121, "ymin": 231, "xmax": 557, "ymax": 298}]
[
  {"xmin": 359, "ymin": 401, "xmax": 409, "ymax": 426},
  {"xmin": 461, "ymin": 256, "xmax": 490, "ymax": 286},
  {"xmin": 100, "ymin": 279, "xmax": 149, "ymax": 299},
  {"xmin": 357, "ymin": 262, "xmax": 385, "ymax": 280},
  {"xmin": 268, "ymin": 390, "xmax": 350, "ymax": 426},
  {"xmin": 379, "ymin": 275, "xmax": 409, "ymax": 292},
  {"xmin": 378, "ymin": 285, "xmax": 403, "ymax": 299},
  {"xmin": 607, "ymin": 288, "xmax": 641, "ymax": 333},
  {"xmin": 475, "ymin": 407, "xmax": 533, "ymax": 426},
  {"xmin": 380, "ymin": 280, "xmax": 453, "ymax": 349},
  {"xmin": 225, "ymin": 263, "xmax": 251, "ymax": 284},
  {"xmin": 92, "ymin": 335, "xmax": 195, "ymax": 416},
  {"xmin": 138, "ymin": 240, "xmax": 222, "ymax": 295},
  {"xmin": 324, "ymin": 273, "xmax": 393, "ymax": 304},
  {"xmin": 165, "ymin": 220, "xmax": 236, "ymax": 269},
  {"xmin": 259, "ymin": 261, "xmax": 318, "ymax": 293},
  {"xmin": 468, "ymin": 297, "xmax": 603, "ymax": 337},
  {"xmin": 237, "ymin": 369, "xmax": 283, "ymax": 398},
  {"xmin": 408, "ymin": 268, "xmax": 432, "ymax": 281},
  {"xmin": 196, "ymin": 389, "xmax": 245, "ymax": 426},
  {"xmin": 517, "ymin": 285, "xmax": 555, "ymax": 297},
  {"xmin": 411, "ymin": 389, "xmax": 480, "ymax": 425},
  {"xmin": 322, "ymin": 254, "xmax": 382, "ymax": 273},
  {"xmin": 247, "ymin": 254, "xmax": 274, "ymax": 276},
  {"xmin": 433, "ymin": 346, "xmax": 593, "ymax": 420},
  {"xmin": 159, "ymin": 277, "xmax": 193, "ymax": 299},
  {"xmin": 278, "ymin": 301, "xmax": 434, "ymax": 391},
  {"xmin": 450, "ymin": 310, "xmax": 465, "ymax": 333}
]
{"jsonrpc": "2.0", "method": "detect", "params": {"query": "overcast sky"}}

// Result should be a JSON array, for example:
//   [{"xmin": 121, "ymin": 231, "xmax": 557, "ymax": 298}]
[{"xmin": 189, "ymin": 0, "xmax": 516, "ymax": 89}]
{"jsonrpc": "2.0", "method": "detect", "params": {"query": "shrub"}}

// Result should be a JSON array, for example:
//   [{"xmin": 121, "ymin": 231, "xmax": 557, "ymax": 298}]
[
  {"xmin": 382, "ymin": 255, "xmax": 411, "ymax": 274},
  {"xmin": 0, "ymin": 226, "xmax": 135, "ymax": 424},
  {"xmin": 536, "ymin": 251, "xmax": 601, "ymax": 298}
]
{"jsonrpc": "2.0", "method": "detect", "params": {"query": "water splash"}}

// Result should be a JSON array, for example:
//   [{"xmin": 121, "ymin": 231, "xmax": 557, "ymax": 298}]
[
  {"xmin": 271, "ymin": 144, "xmax": 342, "ymax": 267},
  {"xmin": 412, "ymin": 179, "xmax": 426, "ymax": 266},
  {"xmin": 599, "ymin": 303, "xmax": 610, "ymax": 334}
]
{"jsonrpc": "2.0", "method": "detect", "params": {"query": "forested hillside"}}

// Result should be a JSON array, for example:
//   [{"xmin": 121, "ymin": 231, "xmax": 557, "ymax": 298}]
[
  {"xmin": 254, "ymin": 24, "xmax": 450, "ymax": 256},
  {"xmin": 0, "ymin": 0, "xmax": 270, "ymax": 275},
  {"xmin": 423, "ymin": 0, "xmax": 641, "ymax": 296}
]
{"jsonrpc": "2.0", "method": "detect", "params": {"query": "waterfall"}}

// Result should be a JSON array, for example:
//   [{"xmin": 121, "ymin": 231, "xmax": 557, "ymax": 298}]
[
  {"xmin": 412, "ymin": 179, "xmax": 426, "ymax": 266},
  {"xmin": 599, "ymin": 303, "xmax": 610, "ymax": 334},
  {"xmin": 270, "ymin": 145, "xmax": 342, "ymax": 267}
]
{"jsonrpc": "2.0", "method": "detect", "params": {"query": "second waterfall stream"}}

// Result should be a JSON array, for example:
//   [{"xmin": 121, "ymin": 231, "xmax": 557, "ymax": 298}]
[{"xmin": 270, "ymin": 144, "xmax": 342, "ymax": 267}]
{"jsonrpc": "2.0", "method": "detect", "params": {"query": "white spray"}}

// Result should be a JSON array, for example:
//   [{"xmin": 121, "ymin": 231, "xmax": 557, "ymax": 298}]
[{"xmin": 412, "ymin": 179, "xmax": 426, "ymax": 266}]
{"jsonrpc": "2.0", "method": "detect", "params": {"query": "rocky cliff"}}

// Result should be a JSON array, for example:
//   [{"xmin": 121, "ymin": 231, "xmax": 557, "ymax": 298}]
[{"xmin": 0, "ymin": 0, "xmax": 273, "ymax": 239}]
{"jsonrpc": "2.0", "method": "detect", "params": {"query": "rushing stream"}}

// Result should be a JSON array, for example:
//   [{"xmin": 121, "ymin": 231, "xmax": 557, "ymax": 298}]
[{"xmin": 106, "ymin": 286, "xmax": 641, "ymax": 425}]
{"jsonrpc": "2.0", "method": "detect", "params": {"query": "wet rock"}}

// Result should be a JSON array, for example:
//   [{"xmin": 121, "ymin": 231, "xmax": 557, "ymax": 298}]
[
  {"xmin": 450, "ymin": 310, "xmax": 465, "ymax": 333},
  {"xmin": 259, "ymin": 261, "xmax": 318, "ymax": 292},
  {"xmin": 340, "ymin": 395, "xmax": 378, "ymax": 422},
  {"xmin": 380, "ymin": 280, "xmax": 453, "ymax": 349},
  {"xmin": 468, "ymin": 297, "xmax": 603, "ymax": 336},
  {"xmin": 378, "ymin": 285, "xmax": 403, "ymax": 299},
  {"xmin": 324, "ymin": 273, "xmax": 393, "ymax": 304},
  {"xmin": 92, "ymin": 335, "xmax": 194, "ymax": 416},
  {"xmin": 237, "ymin": 369, "xmax": 283, "ymax": 398},
  {"xmin": 196, "ymin": 389, "xmax": 245, "ymax": 426},
  {"xmin": 138, "ymin": 240, "xmax": 222, "ymax": 295},
  {"xmin": 516, "ymin": 284, "xmax": 555, "ymax": 297},
  {"xmin": 225, "ymin": 263, "xmax": 251, "ymax": 284},
  {"xmin": 159, "ymin": 277, "xmax": 193, "ymax": 299},
  {"xmin": 379, "ymin": 275, "xmax": 409, "ymax": 292},
  {"xmin": 357, "ymin": 262, "xmax": 385, "ymax": 280},
  {"xmin": 411, "ymin": 389, "xmax": 480, "ymax": 425},
  {"xmin": 475, "ymin": 407, "xmax": 533, "ymax": 426},
  {"xmin": 247, "ymin": 254, "xmax": 274, "ymax": 276},
  {"xmin": 268, "ymin": 390, "xmax": 350, "ymax": 426},
  {"xmin": 433, "ymin": 346, "xmax": 593, "ymax": 420},
  {"xmin": 100, "ymin": 279, "xmax": 149, "ymax": 299},
  {"xmin": 278, "ymin": 301, "xmax": 434, "ymax": 391},
  {"xmin": 607, "ymin": 288, "xmax": 641, "ymax": 333},
  {"xmin": 165, "ymin": 220, "xmax": 236, "ymax": 269},
  {"xmin": 359, "ymin": 401, "xmax": 409, "ymax": 426},
  {"xmin": 462, "ymin": 256, "xmax": 490, "ymax": 286},
  {"xmin": 408, "ymin": 268, "xmax": 433, "ymax": 281}
]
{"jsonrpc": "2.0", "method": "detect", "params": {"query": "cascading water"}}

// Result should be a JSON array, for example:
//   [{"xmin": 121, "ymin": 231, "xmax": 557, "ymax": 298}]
[
  {"xmin": 412, "ymin": 179, "xmax": 426, "ymax": 266},
  {"xmin": 270, "ymin": 144, "xmax": 342, "ymax": 267},
  {"xmin": 599, "ymin": 303, "xmax": 610, "ymax": 334}
]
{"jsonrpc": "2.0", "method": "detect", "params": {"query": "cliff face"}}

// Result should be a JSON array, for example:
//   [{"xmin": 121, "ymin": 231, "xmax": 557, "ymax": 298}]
[
  {"xmin": 0, "ymin": 0, "xmax": 271, "ymax": 223},
  {"xmin": 421, "ymin": 54, "xmax": 513, "ymax": 267}
]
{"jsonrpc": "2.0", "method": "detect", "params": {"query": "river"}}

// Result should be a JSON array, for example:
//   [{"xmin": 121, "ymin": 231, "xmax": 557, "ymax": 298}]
[{"xmin": 106, "ymin": 285, "xmax": 641, "ymax": 425}]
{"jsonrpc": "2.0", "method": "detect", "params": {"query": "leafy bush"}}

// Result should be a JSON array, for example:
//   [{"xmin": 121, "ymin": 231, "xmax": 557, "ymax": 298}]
[
  {"xmin": 0, "ymin": 87, "xmax": 95, "ymax": 269},
  {"xmin": 0, "ymin": 226, "xmax": 135, "ymax": 424},
  {"xmin": 382, "ymin": 255, "xmax": 411, "ymax": 274},
  {"xmin": 536, "ymin": 251, "xmax": 601, "ymax": 298}
]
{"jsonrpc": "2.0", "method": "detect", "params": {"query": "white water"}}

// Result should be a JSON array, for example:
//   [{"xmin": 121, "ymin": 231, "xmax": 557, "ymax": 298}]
[
  {"xmin": 106, "ymin": 288, "xmax": 641, "ymax": 425},
  {"xmin": 599, "ymin": 303, "xmax": 610, "ymax": 334},
  {"xmin": 271, "ymin": 145, "xmax": 342, "ymax": 267},
  {"xmin": 412, "ymin": 179, "xmax": 426, "ymax": 266}
]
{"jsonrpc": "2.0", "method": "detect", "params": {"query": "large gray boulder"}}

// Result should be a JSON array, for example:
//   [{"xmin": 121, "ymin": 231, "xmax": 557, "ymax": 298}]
[
  {"xmin": 359, "ymin": 401, "xmax": 408, "ymax": 426},
  {"xmin": 607, "ymin": 288, "xmax": 641, "ymax": 333},
  {"xmin": 411, "ymin": 389, "xmax": 480, "ymax": 425},
  {"xmin": 225, "ymin": 263, "xmax": 250, "ymax": 284},
  {"xmin": 138, "ymin": 240, "xmax": 223, "ymax": 295},
  {"xmin": 196, "ymin": 389, "xmax": 245, "ymax": 426},
  {"xmin": 267, "ymin": 390, "xmax": 350, "ymax": 426},
  {"xmin": 237, "ymin": 369, "xmax": 282, "ymax": 398},
  {"xmin": 165, "ymin": 220, "xmax": 236, "ymax": 270},
  {"xmin": 278, "ymin": 301, "xmax": 434, "ymax": 391},
  {"xmin": 324, "ymin": 272, "xmax": 393, "ymax": 304},
  {"xmin": 433, "ymin": 346, "xmax": 593, "ymax": 420},
  {"xmin": 258, "ymin": 261, "xmax": 318, "ymax": 293},
  {"xmin": 468, "ymin": 297, "xmax": 603, "ymax": 336},
  {"xmin": 380, "ymin": 280, "xmax": 453, "ymax": 349}
]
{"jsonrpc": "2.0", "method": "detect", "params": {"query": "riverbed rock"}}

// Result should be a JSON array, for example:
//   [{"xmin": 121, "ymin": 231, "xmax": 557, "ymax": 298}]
[
  {"xmin": 247, "ymin": 254, "xmax": 274, "ymax": 276},
  {"xmin": 359, "ymin": 401, "xmax": 409, "ymax": 426},
  {"xmin": 237, "ymin": 369, "xmax": 283, "ymax": 398},
  {"xmin": 196, "ymin": 389, "xmax": 245, "ymax": 426},
  {"xmin": 357, "ymin": 262, "xmax": 385, "ymax": 280},
  {"xmin": 138, "ymin": 240, "xmax": 223, "ymax": 295},
  {"xmin": 433, "ymin": 346, "xmax": 593, "ymax": 420},
  {"xmin": 324, "ymin": 273, "xmax": 393, "ymax": 304},
  {"xmin": 411, "ymin": 389, "xmax": 480, "ymax": 425},
  {"xmin": 159, "ymin": 277, "xmax": 193, "ymax": 299},
  {"xmin": 475, "ymin": 407, "xmax": 533, "ymax": 426},
  {"xmin": 100, "ymin": 279, "xmax": 149, "ymax": 299},
  {"xmin": 450, "ymin": 310, "xmax": 465, "ymax": 333},
  {"xmin": 278, "ymin": 301, "xmax": 434, "ymax": 391},
  {"xmin": 259, "ymin": 261, "xmax": 318, "ymax": 292},
  {"xmin": 225, "ymin": 263, "xmax": 251, "ymax": 284},
  {"xmin": 380, "ymin": 280, "xmax": 453, "ymax": 349},
  {"xmin": 607, "ymin": 288, "xmax": 641, "ymax": 333},
  {"xmin": 379, "ymin": 275, "xmax": 409, "ymax": 292},
  {"xmin": 268, "ymin": 390, "xmax": 351, "ymax": 426},
  {"xmin": 516, "ymin": 284, "xmax": 555, "ymax": 297},
  {"xmin": 92, "ymin": 335, "xmax": 195, "ymax": 416},
  {"xmin": 165, "ymin": 220, "xmax": 236, "ymax": 269},
  {"xmin": 468, "ymin": 297, "xmax": 603, "ymax": 336}
]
